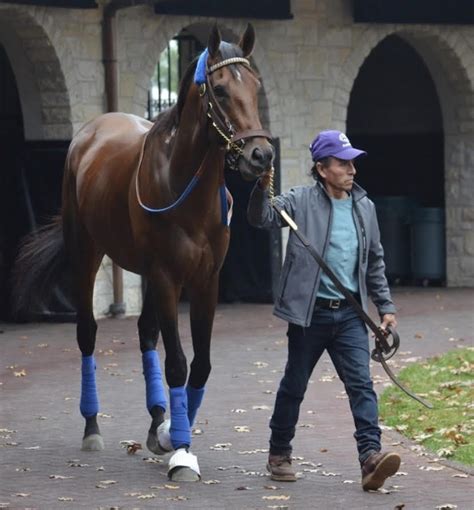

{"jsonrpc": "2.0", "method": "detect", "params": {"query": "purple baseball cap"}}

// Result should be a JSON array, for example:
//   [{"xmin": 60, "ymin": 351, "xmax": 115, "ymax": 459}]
[{"xmin": 309, "ymin": 130, "xmax": 367, "ymax": 162}]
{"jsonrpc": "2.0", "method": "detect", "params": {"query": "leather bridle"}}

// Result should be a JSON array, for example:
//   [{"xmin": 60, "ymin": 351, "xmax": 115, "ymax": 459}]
[{"xmin": 198, "ymin": 56, "xmax": 273, "ymax": 170}]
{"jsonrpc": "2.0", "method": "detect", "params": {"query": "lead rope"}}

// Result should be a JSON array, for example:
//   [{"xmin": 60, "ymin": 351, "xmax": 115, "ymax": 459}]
[{"xmin": 266, "ymin": 166, "xmax": 432, "ymax": 409}]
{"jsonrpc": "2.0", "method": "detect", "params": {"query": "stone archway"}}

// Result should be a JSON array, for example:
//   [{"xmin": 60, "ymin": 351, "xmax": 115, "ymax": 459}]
[
  {"xmin": 118, "ymin": 10, "xmax": 282, "ymax": 138},
  {"xmin": 0, "ymin": 6, "xmax": 74, "ymax": 319},
  {"xmin": 0, "ymin": 6, "xmax": 73, "ymax": 140},
  {"xmin": 331, "ymin": 26, "xmax": 474, "ymax": 287}
]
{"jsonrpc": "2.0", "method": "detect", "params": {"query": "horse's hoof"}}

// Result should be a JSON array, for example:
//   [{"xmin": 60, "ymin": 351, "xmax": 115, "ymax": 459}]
[
  {"xmin": 168, "ymin": 448, "xmax": 200, "ymax": 482},
  {"xmin": 147, "ymin": 419, "xmax": 173, "ymax": 455},
  {"xmin": 81, "ymin": 434, "xmax": 104, "ymax": 451},
  {"xmin": 169, "ymin": 466, "xmax": 200, "ymax": 482}
]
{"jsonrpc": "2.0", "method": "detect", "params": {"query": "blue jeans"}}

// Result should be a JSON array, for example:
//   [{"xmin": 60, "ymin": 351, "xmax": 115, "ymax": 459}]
[{"xmin": 269, "ymin": 305, "xmax": 381, "ymax": 463}]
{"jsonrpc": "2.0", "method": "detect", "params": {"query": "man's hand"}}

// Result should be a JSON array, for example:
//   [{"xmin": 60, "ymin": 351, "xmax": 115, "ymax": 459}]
[
  {"xmin": 380, "ymin": 313, "xmax": 397, "ymax": 331},
  {"xmin": 257, "ymin": 167, "xmax": 274, "ymax": 190}
]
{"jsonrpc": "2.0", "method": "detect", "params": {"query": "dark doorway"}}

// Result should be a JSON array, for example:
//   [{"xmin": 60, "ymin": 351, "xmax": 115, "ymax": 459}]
[
  {"xmin": 347, "ymin": 35, "xmax": 445, "ymax": 285},
  {"xmin": 219, "ymin": 139, "xmax": 281, "ymax": 304},
  {"xmin": 0, "ymin": 44, "xmax": 26, "ymax": 320},
  {"xmin": 0, "ymin": 44, "xmax": 73, "ymax": 321}
]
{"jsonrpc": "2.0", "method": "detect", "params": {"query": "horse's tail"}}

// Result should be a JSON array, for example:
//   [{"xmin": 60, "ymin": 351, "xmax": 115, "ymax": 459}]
[{"xmin": 12, "ymin": 216, "xmax": 68, "ymax": 318}]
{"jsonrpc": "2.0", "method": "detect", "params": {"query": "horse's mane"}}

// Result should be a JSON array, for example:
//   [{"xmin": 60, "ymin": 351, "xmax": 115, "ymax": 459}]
[{"xmin": 149, "ymin": 41, "xmax": 246, "ymax": 137}]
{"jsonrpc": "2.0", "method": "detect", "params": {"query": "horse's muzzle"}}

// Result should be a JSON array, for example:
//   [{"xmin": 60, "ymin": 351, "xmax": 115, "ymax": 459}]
[
  {"xmin": 250, "ymin": 146, "xmax": 273, "ymax": 172},
  {"xmin": 239, "ymin": 138, "xmax": 274, "ymax": 179}
]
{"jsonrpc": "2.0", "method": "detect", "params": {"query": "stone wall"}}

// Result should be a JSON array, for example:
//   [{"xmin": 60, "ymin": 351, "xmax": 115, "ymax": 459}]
[{"xmin": 1, "ymin": 0, "xmax": 473, "ymax": 317}]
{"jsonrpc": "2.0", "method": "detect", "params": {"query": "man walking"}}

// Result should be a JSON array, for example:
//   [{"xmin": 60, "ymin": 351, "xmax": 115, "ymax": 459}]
[{"xmin": 247, "ymin": 130, "xmax": 401, "ymax": 491}]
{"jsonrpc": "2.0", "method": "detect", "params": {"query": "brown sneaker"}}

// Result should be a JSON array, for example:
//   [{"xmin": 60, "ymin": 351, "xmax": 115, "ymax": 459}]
[
  {"xmin": 266, "ymin": 453, "xmax": 297, "ymax": 482},
  {"xmin": 361, "ymin": 451, "xmax": 401, "ymax": 491}
]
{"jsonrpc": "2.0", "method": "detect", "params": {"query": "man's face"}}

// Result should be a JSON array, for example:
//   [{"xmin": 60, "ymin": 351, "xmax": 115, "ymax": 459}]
[{"xmin": 317, "ymin": 157, "xmax": 356, "ymax": 198}]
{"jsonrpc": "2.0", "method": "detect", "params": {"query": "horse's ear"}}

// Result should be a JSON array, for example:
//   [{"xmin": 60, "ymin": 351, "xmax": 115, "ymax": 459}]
[
  {"xmin": 208, "ymin": 24, "xmax": 221, "ymax": 58},
  {"xmin": 239, "ymin": 23, "xmax": 255, "ymax": 58}
]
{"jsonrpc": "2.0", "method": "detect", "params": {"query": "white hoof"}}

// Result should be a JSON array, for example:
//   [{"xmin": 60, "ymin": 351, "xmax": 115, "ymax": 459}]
[
  {"xmin": 168, "ymin": 448, "xmax": 201, "ymax": 482},
  {"xmin": 147, "ymin": 419, "xmax": 173, "ymax": 455},
  {"xmin": 81, "ymin": 434, "xmax": 104, "ymax": 451},
  {"xmin": 158, "ymin": 419, "xmax": 174, "ymax": 452}
]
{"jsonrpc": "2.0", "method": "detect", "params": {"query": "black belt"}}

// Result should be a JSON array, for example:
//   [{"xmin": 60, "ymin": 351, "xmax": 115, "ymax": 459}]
[{"xmin": 315, "ymin": 296, "xmax": 356, "ymax": 310}]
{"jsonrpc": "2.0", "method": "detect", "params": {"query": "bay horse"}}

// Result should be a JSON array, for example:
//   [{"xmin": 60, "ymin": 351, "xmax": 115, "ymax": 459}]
[{"xmin": 13, "ymin": 24, "xmax": 273, "ymax": 481}]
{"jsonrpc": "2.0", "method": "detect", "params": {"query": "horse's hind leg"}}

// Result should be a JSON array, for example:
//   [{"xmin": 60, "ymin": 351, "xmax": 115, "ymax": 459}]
[
  {"xmin": 66, "ymin": 220, "xmax": 104, "ymax": 451},
  {"xmin": 138, "ymin": 283, "xmax": 168, "ymax": 454}
]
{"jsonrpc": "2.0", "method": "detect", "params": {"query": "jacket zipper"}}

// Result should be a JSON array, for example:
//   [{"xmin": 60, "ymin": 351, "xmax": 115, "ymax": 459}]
[
  {"xmin": 353, "ymin": 202, "xmax": 367, "ymax": 264},
  {"xmin": 305, "ymin": 192, "xmax": 333, "ymax": 326}
]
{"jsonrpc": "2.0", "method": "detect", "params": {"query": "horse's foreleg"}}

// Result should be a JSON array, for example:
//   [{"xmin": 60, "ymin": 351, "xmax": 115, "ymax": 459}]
[
  {"xmin": 152, "ymin": 274, "xmax": 200, "ymax": 481},
  {"xmin": 186, "ymin": 275, "xmax": 219, "ymax": 427},
  {"xmin": 138, "ymin": 283, "xmax": 168, "ymax": 454}
]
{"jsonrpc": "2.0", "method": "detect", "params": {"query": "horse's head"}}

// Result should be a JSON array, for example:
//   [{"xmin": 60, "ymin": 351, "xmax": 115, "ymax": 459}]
[{"xmin": 202, "ymin": 24, "xmax": 274, "ymax": 181}]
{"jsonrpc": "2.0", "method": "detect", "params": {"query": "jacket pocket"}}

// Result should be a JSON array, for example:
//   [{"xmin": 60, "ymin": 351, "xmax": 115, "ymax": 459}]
[{"xmin": 278, "ymin": 244, "xmax": 318, "ymax": 315}]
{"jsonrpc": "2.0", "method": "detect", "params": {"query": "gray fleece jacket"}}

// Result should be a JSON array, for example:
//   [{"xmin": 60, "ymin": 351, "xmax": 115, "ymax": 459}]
[{"xmin": 247, "ymin": 180, "xmax": 396, "ymax": 327}]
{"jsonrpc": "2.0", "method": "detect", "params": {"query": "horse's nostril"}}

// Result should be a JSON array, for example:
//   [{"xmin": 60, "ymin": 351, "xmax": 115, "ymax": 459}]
[
  {"xmin": 251, "ymin": 147, "xmax": 273, "ymax": 168},
  {"xmin": 252, "ymin": 147, "xmax": 265, "ymax": 163}
]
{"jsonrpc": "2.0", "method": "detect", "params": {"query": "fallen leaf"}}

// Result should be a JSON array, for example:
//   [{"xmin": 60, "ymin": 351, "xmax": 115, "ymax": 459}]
[
  {"xmin": 263, "ymin": 495, "xmax": 290, "ymax": 500},
  {"xmin": 137, "ymin": 494, "xmax": 157, "ymax": 499},
  {"xmin": 14, "ymin": 493, "xmax": 30, "ymax": 497},
  {"xmin": 235, "ymin": 486, "xmax": 252, "ymax": 490},
  {"xmin": 96, "ymin": 480, "xmax": 117, "ymax": 489},
  {"xmin": 203, "ymin": 479, "xmax": 220, "ymax": 484},
  {"xmin": 57, "ymin": 496, "xmax": 74, "ymax": 501},
  {"xmin": 164, "ymin": 484, "xmax": 180, "ymax": 490},
  {"xmin": 234, "ymin": 425, "xmax": 250, "ymax": 433},
  {"xmin": 127, "ymin": 442, "xmax": 142, "ymax": 454},
  {"xmin": 210, "ymin": 443, "xmax": 232, "ymax": 451},
  {"xmin": 67, "ymin": 460, "xmax": 89, "ymax": 468},
  {"xmin": 419, "ymin": 465, "xmax": 444, "ymax": 471},
  {"xmin": 49, "ymin": 475, "xmax": 73, "ymax": 480},
  {"xmin": 14, "ymin": 369, "xmax": 27, "ymax": 377}
]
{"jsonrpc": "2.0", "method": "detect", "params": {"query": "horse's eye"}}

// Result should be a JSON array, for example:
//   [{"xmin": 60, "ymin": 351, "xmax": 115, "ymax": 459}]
[{"xmin": 213, "ymin": 85, "xmax": 227, "ymax": 98}]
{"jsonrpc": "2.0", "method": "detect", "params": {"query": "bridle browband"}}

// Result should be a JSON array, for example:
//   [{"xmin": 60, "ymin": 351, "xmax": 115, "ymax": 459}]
[{"xmin": 199, "ymin": 55, "xmax": 273, "ymax": 170}]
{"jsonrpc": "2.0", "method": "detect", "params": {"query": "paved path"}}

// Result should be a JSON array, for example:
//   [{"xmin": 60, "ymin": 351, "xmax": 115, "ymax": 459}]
[{"xmin": 1, "ymin": 287, "xmax": 473, "ymax": 509}]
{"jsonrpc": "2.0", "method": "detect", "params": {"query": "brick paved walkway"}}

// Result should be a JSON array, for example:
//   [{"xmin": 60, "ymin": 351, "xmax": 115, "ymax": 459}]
[{"xmin": 1, "ymin": 287, "xmax": 473, "ymax": 509}]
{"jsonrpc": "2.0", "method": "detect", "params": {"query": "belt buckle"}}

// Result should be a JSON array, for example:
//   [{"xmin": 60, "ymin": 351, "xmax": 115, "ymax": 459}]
[{"xmin": 329, "ymin": 299, "xmax": 341, "ymax": 309}]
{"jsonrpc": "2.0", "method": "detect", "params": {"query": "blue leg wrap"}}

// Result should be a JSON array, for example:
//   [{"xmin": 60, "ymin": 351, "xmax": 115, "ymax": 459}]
[
  {"xmin": 142, "ymin": 349, "xmax": 167, "ymax": 413},
  {"xmin": 80, "ymin": 355, "xmax": 99, "ymax": 418},
  {"xmin": 186, "ymin": 385, "xmax": 205, "ymax": 427},
  {"xmin": 169, "ymin": 386, "xmax": 191, "ymax": 449}
]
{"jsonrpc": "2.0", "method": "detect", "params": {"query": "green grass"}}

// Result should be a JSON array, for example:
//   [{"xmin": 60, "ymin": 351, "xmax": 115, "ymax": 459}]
[{"xmin": 379, "ymin": 347, "xmax": 474, "ymax": 466}]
